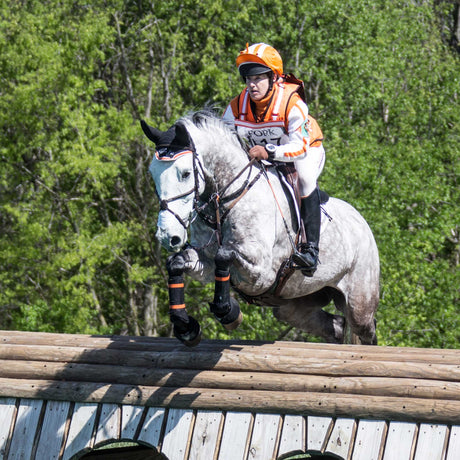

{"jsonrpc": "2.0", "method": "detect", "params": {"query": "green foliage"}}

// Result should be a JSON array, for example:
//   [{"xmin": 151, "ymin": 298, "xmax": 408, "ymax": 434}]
[{"xmin": 0, "ymin": 0, "xmax": 458, "ymax": 348}]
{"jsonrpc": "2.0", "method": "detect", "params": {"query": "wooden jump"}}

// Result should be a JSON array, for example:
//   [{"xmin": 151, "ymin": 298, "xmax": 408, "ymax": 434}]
[{"xmin": 0, "ymin": 330, "xmax": 459, "ymax": 459}]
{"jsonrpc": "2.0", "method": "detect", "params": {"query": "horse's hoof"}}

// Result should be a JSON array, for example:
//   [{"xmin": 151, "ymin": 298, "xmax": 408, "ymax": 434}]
[
  {"xmin": 211, "ymin": 298, "xmax": 243, "ymax": 330},
  {"xmin": 182, "ymin": 330, "xmax": 202, "ymax": 347},
  {"xmin": 173, "ymin": 317, "xmax": 202, "ymax": 347},
  {"xmin": 223, "ymin": 311, "xmax": 243, "ymax": 330}
]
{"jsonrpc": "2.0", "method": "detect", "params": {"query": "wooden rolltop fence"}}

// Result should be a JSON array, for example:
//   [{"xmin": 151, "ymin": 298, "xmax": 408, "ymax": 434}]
[{"xmin": 0, "ymin": 330, "xmax": 459, "ymax": 459}]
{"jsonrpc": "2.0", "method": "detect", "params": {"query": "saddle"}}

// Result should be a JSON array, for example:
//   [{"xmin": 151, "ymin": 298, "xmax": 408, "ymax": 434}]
[{"xmin": 274, "ymin": 162, "xmax": 329, "ymax": 244}]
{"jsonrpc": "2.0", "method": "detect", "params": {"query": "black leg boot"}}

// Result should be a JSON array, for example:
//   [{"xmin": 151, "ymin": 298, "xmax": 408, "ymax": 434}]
[
  {"xmin": 292, "ymin": 188, "xmax": 321, "ymax": 277},
  {"xmin": 166, "ymin": 254, "xmax": 201, "ymax": 347},
  {"xmin": 209, "ymin": 248, "xmax": 243, "ymax": 330}
]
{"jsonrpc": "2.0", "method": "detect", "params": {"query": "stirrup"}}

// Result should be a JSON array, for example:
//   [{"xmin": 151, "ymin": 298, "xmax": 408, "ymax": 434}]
[{"xmin": 291, "ymin": 244, "xmax": 319, "ymax": 277}]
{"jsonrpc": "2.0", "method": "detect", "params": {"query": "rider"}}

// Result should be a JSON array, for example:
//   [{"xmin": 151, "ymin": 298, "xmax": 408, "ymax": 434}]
[{"xmin": 222, "ymin": 43, "xmax": 325, "ymax": 276}]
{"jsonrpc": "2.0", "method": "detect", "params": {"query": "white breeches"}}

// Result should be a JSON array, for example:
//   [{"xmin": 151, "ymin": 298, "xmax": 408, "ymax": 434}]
[{"xmin": 295, "ymin": 145, "xmax": 326, "ymax": 197}]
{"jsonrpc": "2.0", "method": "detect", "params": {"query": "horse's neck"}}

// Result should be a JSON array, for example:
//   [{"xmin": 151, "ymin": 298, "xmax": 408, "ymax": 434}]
[{"xmin": 201, "ymin": 143, "xmax": 250, "ymax": 193}]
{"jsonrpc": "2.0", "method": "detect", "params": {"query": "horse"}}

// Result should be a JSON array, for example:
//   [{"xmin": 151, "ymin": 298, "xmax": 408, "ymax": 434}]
[{"xmin": 141, "ymin": 110, "xmax": 379, "ymax": 346}]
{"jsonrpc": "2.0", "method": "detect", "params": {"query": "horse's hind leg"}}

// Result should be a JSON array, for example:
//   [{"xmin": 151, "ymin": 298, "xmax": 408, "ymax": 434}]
[
  {"xmin": 333, "ymin": 286, "xmax": 378, "ymax": 345},
  {"xmin": 273, "ymin": 291, "xmax": 346, "ymax": 343},
  {"xmin": 348, "ymin": 308, "xmax": 378, "ymax": 345}
]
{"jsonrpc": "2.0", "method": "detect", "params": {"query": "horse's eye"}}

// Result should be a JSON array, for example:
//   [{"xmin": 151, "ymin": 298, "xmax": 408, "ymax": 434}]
[{"xmin": 181, "ymin": 171, "xmax": 191, "ymax": 180}]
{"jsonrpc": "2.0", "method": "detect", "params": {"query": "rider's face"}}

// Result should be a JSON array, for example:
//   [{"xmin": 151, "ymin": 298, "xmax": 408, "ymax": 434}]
[{"xmin": 245, "ymin": 73, "xmax": 271, "ymax": 101}]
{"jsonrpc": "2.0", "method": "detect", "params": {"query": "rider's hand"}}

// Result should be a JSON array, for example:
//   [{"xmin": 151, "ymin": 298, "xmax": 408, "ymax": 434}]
[{"xmin": 248, "ymin": 145, "xmax": 269, "ymax": 161}]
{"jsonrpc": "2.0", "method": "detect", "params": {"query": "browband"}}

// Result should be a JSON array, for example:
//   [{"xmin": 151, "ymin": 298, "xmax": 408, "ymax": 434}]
[{"xmin": 155, "ymin": 148, "xmax": 193, "ymax": 161}]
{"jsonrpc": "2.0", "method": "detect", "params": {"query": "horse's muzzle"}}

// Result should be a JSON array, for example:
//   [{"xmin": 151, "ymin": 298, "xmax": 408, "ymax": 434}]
[
  {"xmin": 156, "ymin": 228, "xmax": 186, "ymax": 252},
  {"xmin": 156, "ymin": 209, "xmax": 189, "ymax": 252}
]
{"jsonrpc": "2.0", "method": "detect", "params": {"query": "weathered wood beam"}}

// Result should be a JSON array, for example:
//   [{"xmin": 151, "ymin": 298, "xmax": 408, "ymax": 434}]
[
  {"xmin": 0, "ymin": 359, "xmax": 459, "ymax": 401},
  {"xmin": 0, "ymin": 378, "xmax": 458, "ymax": 424},
  {"xmin": 0, "ymin": 343, "xmax": 459, "ymax": 382},
  {"xmin": 1, "ymin": 330, "xmax": 459, "ymax": 364}
]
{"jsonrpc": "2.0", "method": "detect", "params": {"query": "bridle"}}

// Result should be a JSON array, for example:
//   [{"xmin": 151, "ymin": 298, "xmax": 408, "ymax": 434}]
[
  {"xmin": 156, "ymin": 147, "xmax": 263, "ymax": 247},
  {"xmin": 155, "ymin": 149, "xmax": 200, "ymax": 230}
]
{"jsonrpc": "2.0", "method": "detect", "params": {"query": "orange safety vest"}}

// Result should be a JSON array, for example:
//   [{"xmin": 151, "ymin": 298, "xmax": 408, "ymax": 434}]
[
  {"xmin": 306, "ymin": 114, "xmax": 323, "ymax": 148},
  {"xmin": 230, "ymin": 76, "xmax": 324, "ymax": 148}
]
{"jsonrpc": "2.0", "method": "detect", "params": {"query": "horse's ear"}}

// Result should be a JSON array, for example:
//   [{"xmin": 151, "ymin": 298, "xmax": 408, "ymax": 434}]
[
  {"xmin": 175, "ymin": 122, "xmax": 192, "ymax": 148},
  {"xmin": 140, "ymin": 120, "xmax": 163, "ymax": 145}
]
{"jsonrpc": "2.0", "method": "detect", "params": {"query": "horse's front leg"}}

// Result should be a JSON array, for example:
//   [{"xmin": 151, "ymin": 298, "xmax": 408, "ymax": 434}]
[
  {"xmin": 166, "ymin": 253, "xmax": 201, "ymax": 347},
  {"xmin": 209, "ymin": 247, "xmax": 243, "ymax": 330}
]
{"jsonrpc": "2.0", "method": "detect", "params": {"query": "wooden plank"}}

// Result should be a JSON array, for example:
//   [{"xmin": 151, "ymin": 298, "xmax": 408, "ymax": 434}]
[
  {"xmin": 277, "ymin": 415, "xmax": 305, "ymax": 458},
  {"xmin": 2, "ymin": 377, "xmax": 460, "ymax": 424},
  {"xmin": 351, "ymin": 420, "xmax": 386, "ymax": 460},
  {"xmin": 188, "ymin": 410, "xmax": 222, "ymax": 460},
  {"xmin": 8, "ymin": 398, "xmax": 43, "ymax": 460},
  {"xmin": 446, "ymin": 425, "xmax": 460, "ymax": 460},
  {"xmin": 35, "ymin": 400, "xmax": 71, "ymax": 460},
  {"xmin": 4, "ymin": 359, "xmax": 460, "ymax": 403},
  {"xmin": 306, "ymin": 416, "xmax": 333, "ymax": 453},
  {"xmin": 0, "ymin": 398, "xmax": 16, "ymax": 459},
  {"xmin": 325, "ymin": 418, "xmax": 356, "ymax": 459},
  {"xmin": 2, "ymin": 331, "xmax": 459, "ymax": 365},
  {"xmin": 383, "ymin": 421, "xmax": 417, "ymax": 460},
  {"xmin": 137, "ymin": 407, "xmax": 165, "ymax": 448},
  {"xmin": 414, "ymin": 424, "xmax": 448, "ymax": 460},
  {"xmin": 247, "ymin": 413, "xmax": 282, "ymax": 460},
  {"xmin": 218, "ymin": 412, "xmax": 252, "ymax": 460},
  {"xmin": 2, "ymin": 342, "xmax": 460, "ymax": 384},
  {"xmin": 95, "ymin": 403, "xmax": 120, "ymax": 446},
  {"xmin": 62, "ymin": 402, "xmax": 99, "ymax": 460},
  {"xmin": 160, "ymin": 408, "xmax": 194, "ymax": 460},
  {"xmin": 445, "ymin": 426, "xmax": 460, "ymax": 460},
  {"xmin": 120, "ymin": 405, "xmax": 144, "ymax": 440}
]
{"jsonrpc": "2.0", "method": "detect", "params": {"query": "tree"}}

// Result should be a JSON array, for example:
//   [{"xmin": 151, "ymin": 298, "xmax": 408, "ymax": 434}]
[{"xmin": 1, "ymin": 0, "xmax": 458, "ymax": 347}]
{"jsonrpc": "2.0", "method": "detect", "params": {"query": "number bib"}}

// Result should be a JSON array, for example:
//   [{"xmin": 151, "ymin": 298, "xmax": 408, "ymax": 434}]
[{"xmin": 235, "ymin": 121, "xmax": 288, "ymax": 147}]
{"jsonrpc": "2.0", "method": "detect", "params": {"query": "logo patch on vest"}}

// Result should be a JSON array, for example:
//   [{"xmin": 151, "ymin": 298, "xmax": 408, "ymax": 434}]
[{"xmin": 301, "ymin": 120, "xmax": 310, "ymax": 138}]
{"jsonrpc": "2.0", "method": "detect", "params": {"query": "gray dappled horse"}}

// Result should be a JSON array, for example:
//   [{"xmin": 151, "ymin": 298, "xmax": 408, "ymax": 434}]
[{"xmin": 142, "ymin": 111, "xmax": 379, "ymax": 346}]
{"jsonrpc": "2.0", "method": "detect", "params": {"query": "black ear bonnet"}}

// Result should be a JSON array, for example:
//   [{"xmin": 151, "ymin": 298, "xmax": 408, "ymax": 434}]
[{"xmin": 141, "ymin": 120, "xmax": 194, "ymax": 160}]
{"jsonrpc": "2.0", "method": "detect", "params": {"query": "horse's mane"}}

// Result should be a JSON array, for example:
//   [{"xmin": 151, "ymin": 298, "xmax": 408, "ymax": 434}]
[{"xmin": 180, "ymin": 108, "xmax": 246, "ymax": 153}]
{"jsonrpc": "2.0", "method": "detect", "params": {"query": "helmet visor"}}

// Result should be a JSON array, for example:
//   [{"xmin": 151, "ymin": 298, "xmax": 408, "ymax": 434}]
[{"xmin": 239, "ymin": 63, "xmax": 271, "ymax": 78}]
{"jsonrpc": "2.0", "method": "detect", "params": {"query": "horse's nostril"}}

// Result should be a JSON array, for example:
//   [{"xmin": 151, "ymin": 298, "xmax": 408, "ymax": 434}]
[{"xmin": 170, "ymin": 236, "xmax": 181, "ymax": 247}]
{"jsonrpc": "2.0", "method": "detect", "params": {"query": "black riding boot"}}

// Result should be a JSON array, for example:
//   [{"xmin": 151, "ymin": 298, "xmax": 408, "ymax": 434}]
[{"xmin": 292, "ymin": 188, "xmax": 321, "ymax": 277}]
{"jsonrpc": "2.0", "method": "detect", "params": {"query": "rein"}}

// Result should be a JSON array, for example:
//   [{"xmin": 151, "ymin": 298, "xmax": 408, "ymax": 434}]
[{"xmin": 194, "ymin": 157, "xmax": 263, "ymax": 245}]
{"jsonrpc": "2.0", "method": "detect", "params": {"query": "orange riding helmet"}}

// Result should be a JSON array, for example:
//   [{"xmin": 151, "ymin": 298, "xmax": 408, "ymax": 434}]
[{"xmin": 236, "ymin": 43, "xmax": 283, "ymax": 77}]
